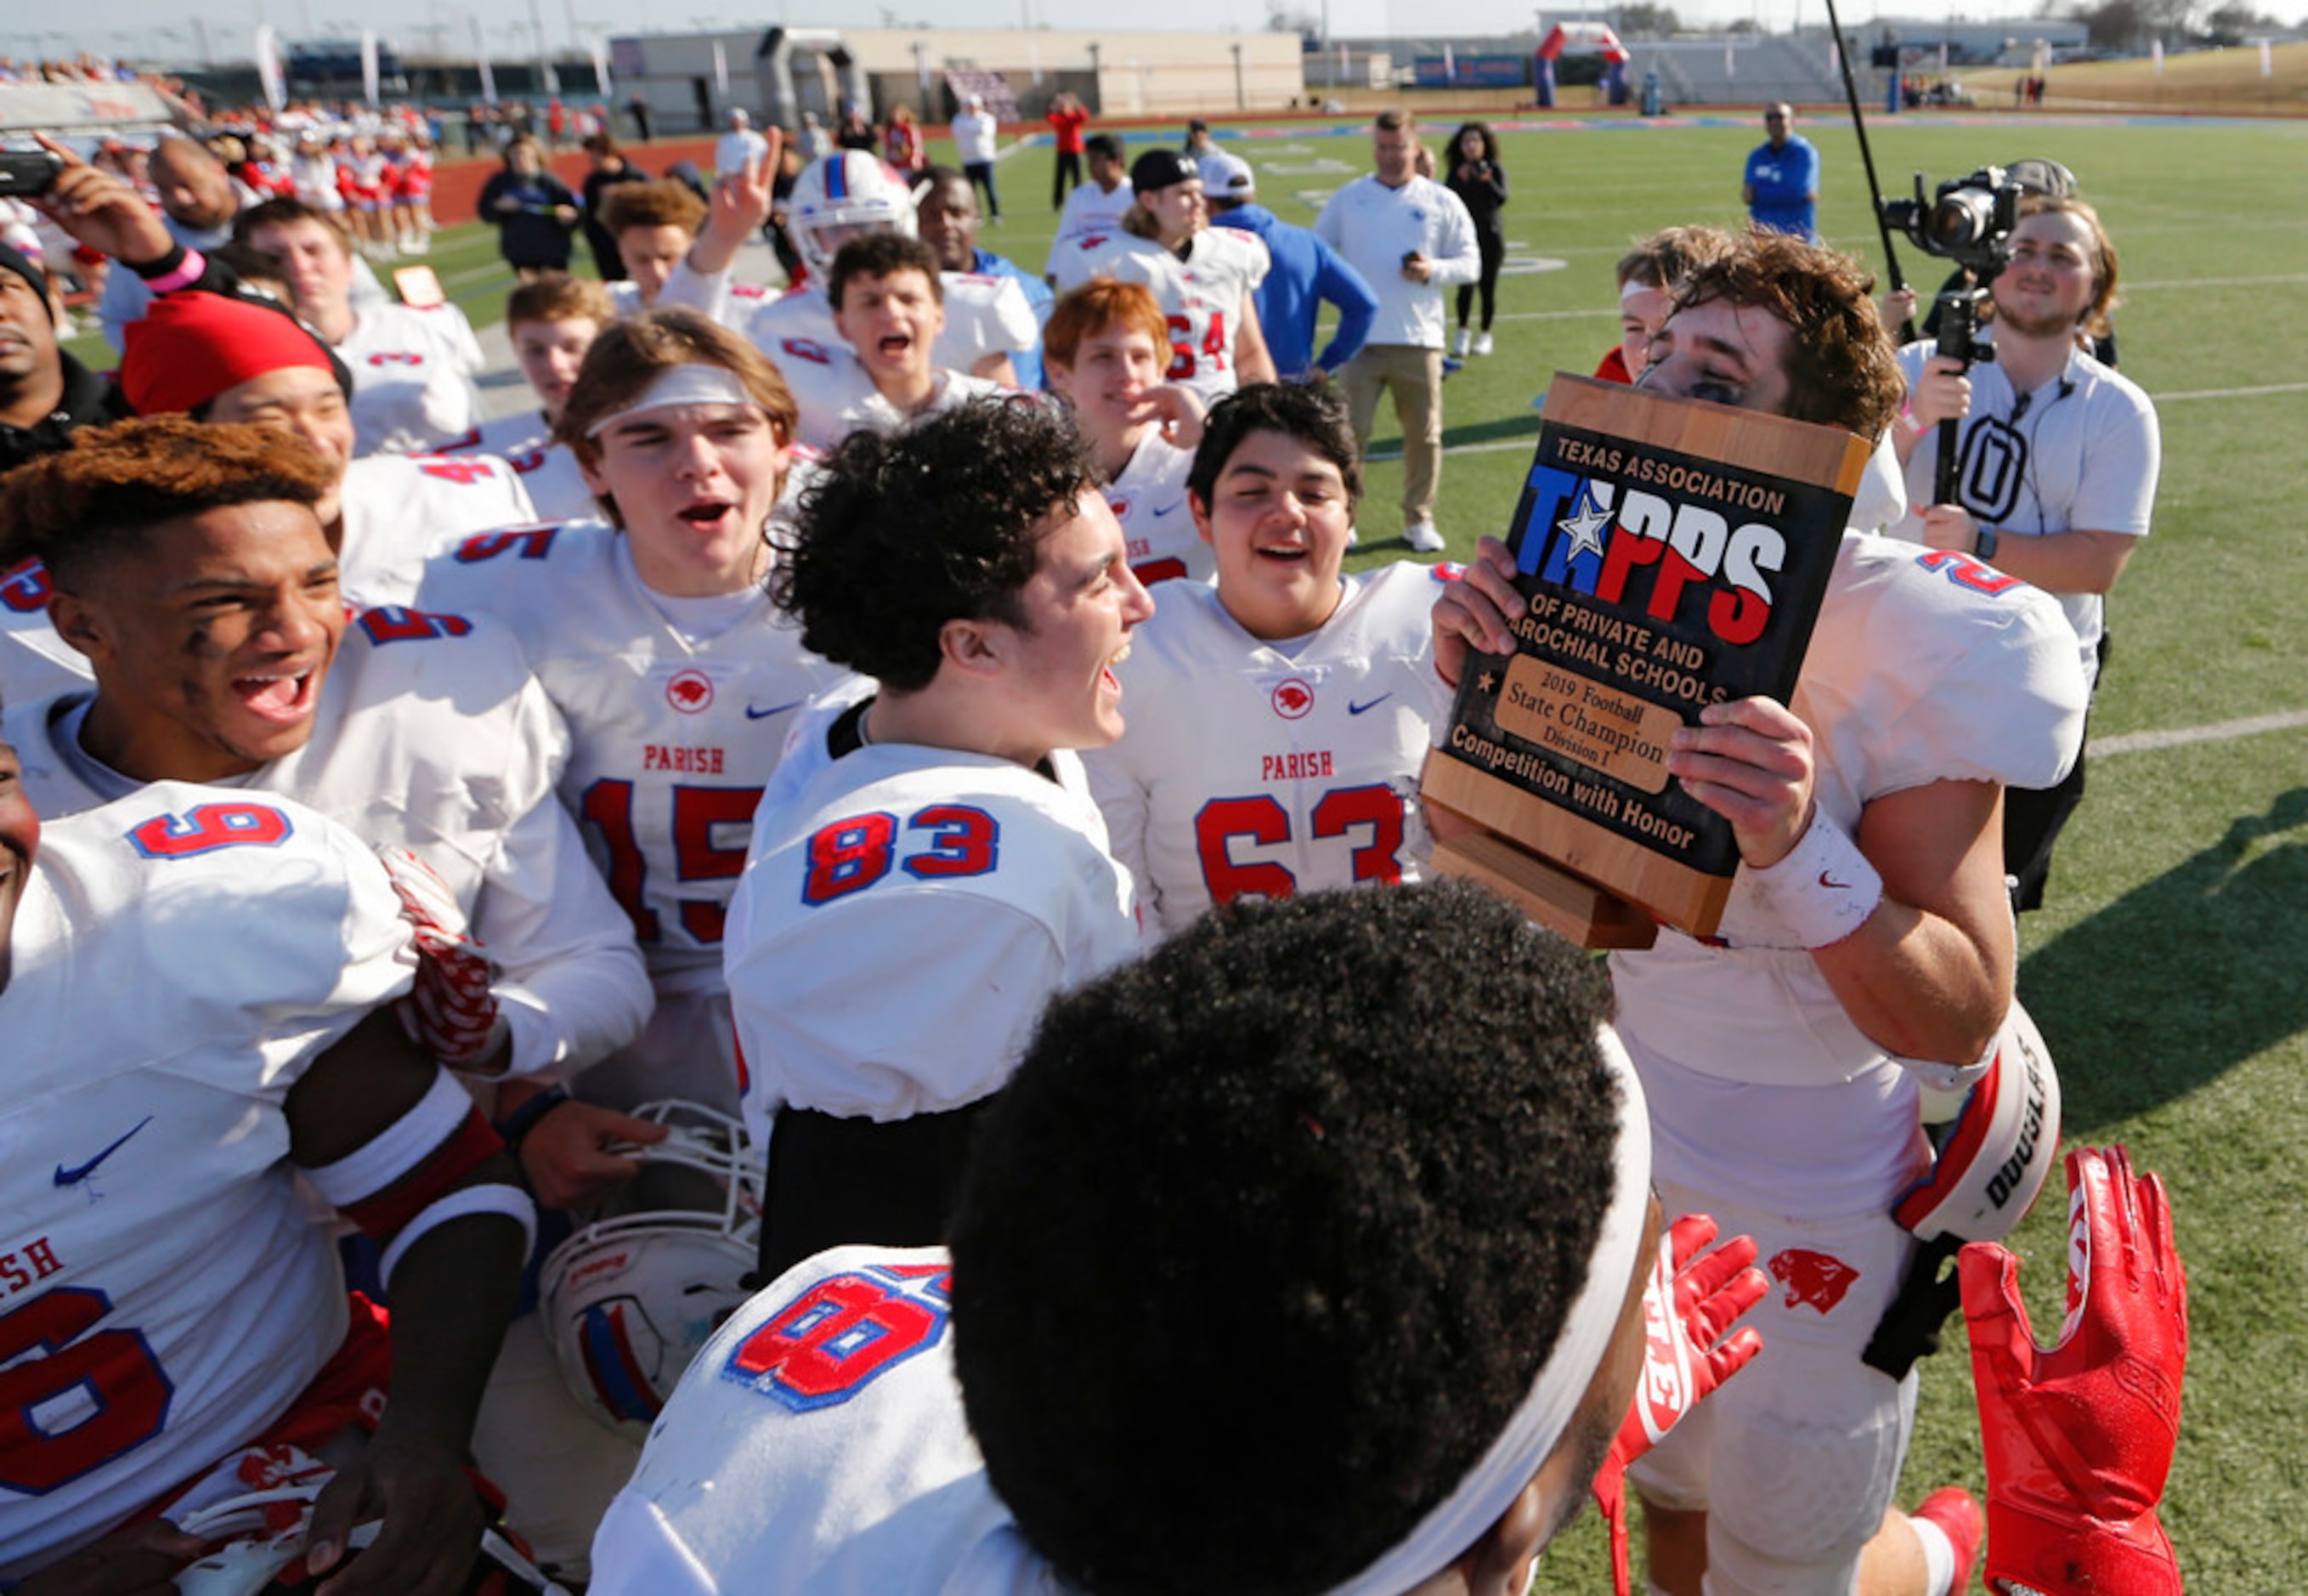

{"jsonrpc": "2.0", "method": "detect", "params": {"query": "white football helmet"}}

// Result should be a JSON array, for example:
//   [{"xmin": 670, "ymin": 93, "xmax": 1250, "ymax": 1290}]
[
  {"xmin": 1895, "ymin": 1001, "xmax": 2062, "ymax": 1245},
  {"xmin": 538, "ymin": 1101, "xmax": 763, "ymax": 1436},
  {"xmin": 786, "ymin": 150, "xmax": 919, "ymax": 281}
]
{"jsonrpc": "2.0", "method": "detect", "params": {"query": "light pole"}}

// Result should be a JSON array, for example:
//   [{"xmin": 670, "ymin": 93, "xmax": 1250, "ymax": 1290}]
[{"xmin": 1230, "ymin": 42, "xmax": 1244, "ymax": 109}]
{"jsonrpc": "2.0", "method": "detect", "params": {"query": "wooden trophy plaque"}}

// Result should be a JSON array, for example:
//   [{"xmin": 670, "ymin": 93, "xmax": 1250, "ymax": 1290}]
[{"xmin": 1423, "ymin": 375, "xmax": 1872, "ymax": 948}]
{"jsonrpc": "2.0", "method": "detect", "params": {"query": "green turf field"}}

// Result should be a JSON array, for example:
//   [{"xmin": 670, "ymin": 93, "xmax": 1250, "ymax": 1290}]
[{"xmin": 76, "ymin": 112, "xmax": 2305, "ymax": 1589}]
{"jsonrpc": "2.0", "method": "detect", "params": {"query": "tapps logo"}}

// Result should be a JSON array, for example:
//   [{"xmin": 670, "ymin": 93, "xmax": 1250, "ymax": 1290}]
[
  {"xmin": 1270, "ymin": 678, "xmax": 1315, "ymax": 720},
  {"xmin": 667, "ymin": 670, "xmax": 716, "ymax": 714},
  {"xmin": 1768, "ymin": 1248, "xmax": 1858, "ymax": 1315},
  {"xmin": 1520, "ymin": 466, "xmax": 1788, "ymax": 646}
]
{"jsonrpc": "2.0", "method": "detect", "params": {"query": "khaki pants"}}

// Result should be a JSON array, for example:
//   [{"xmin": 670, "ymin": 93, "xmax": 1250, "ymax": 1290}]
[{"xmin": 1342, "ymin": 342, "xmax": 1444, "ymax": 529}]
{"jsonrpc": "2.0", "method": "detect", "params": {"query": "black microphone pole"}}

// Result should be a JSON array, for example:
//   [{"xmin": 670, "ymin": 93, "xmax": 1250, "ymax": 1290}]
[{"xmin": 1822, "ymin": 0, "xmax": 1917, "ymax": 342}]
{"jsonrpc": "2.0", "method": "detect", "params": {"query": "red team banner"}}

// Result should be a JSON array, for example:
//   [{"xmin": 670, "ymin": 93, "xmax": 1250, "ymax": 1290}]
[{"xmin": 1423, "ymin": 376, "xmax": 1871, "ymax": 945}]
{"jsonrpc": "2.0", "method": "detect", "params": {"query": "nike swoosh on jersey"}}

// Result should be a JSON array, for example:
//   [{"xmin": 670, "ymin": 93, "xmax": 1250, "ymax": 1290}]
[
  {"xmin": 746, "ymin": 700, "xmax": 808, "ymax": 721},
  {"xmin": 55, "ymin": 1117, "xmax": 155, "ymax": 1186},
  {"xmin": 1151, "ymin": 501, "xmax": 1183, "ymax": 518},
  {"xmin": 1348, "ymin": 694, "xmax": 1394, "ymax": 716}
]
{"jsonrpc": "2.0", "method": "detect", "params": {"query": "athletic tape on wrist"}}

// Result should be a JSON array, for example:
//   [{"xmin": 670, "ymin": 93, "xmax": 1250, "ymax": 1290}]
[
  {"xmin": 1323, "ymin": 1027, "xmax": 1654, "ymax": 1596},
  {"xmin": 1745, "ymin": 807, "xmax": 1883, "ymax": 949},
  {"xmin": 377, "ymin": 1184, "xmax": 537, "ymax": 1285}
]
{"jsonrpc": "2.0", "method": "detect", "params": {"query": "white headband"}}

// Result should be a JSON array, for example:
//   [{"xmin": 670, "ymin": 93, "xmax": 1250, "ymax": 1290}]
[
  {"xmin": 1324, "ymin": 1025, "xmax": 1654, "ymax": 1596},
  {"xmin": 585, "ymin": 364, "xmax": 761, "ymax": 438},
  {"xmin": 1620, "ymin": 277, "xmax": 1665, "ymax": 304}
]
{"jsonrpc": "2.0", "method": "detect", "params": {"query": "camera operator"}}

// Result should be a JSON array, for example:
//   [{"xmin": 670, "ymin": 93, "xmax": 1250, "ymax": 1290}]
[{"xmin": 1892, "ymin": 195, "xmax": 2158, "ymax": 910}]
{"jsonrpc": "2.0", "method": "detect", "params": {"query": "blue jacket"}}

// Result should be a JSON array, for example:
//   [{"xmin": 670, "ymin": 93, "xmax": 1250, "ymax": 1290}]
[
  {"xmin": 1209, "ymin": 205, "xmax": 1379, "ymax": 380},
  {"xmin": 970, "ymin": 247, "xmax": 1054, "ymax": 391}
]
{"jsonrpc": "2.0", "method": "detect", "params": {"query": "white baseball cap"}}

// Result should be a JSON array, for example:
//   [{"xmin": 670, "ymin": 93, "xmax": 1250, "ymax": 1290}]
[{"xmin": 1198, "ymin": 150, "xmax": 1255, "ymax": 200}]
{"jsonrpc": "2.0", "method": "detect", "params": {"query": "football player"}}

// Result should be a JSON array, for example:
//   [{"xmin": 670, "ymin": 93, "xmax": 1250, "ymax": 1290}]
[
  {"xmin": 723, "ymin": 396, "xmax": 1150, "ymax": 1284},
  {"xmin": 592, "ymin": 882, "xmax": 1768, "ymax": 1595},
  {"xmin": 667, "ymin": 150, "xmax": 1041, "ymax": 388},
  {"xmin": 0, "ymin": 418, "xmax": 658, "ymax": 1578},
  {"xmin": 1041, "ymin": 278, "xmax": 1210, "ymax": 587},
  {"xmin": 420, "ymin": 307, "xmax": 853, "ymax": 1120},
  {"xmin": 238, "ymin": 196, "xmax": 486, "ymax": 456},
  {"xmin": 442, "ymin": 274, "xmax": 610, "ymax": 523},
  {"xmin": 0, "ymin": 743, "xmax": 533, "ymax": 1593},
  {"xmin": 1049, "ymin": 148, "xmax": 1277, "ymax": 405},
  {"xmin": 1435, "ymin": 229, "xmax": 2090, "ymax": 1596},
  {"xmin": 1084, "ymin": 382, "xmax": 1448, "ymax": 937},
  {"xmin": 774, "ymin": 235, "xmax": 1010, "ymax": 450}
]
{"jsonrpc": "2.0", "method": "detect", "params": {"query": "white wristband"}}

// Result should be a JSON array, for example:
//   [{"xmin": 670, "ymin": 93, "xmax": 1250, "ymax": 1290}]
[
  {"xmin": 1745, "ymin": 807, "xmax": 1883, "ymax": 949},
  {"xmin": 378, "ymin": 1184, "xmax": 537, "ymax": 1286}
]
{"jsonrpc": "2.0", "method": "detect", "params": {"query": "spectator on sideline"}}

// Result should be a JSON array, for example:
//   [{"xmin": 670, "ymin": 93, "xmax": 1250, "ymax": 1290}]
[
  {"xmin": 477, "ymin": 136, "xmax": 581, "ymax": 278},
  {"xmin": 917, "ymin": 166, "xmax": 1054, "ymax": 389},
  {"xmin": 1744, "ymin": 102, "xmax": 1820, "ymax": 241},
  {"xmin": 716, "ymin": 107, "xmax": 769, "ymax": 175},
  {"xmin": 1181, "ymin": 117, "xmax": 1213, "ymax": 159},
  {"xmin": 1203, "ymin": 151, "xmax": 1377, "ymax": 382},
  {"xmin": 1046, "ymin": 90, "xmax": 1090, "ymax": 208},
  {"xmin": 952, "ymin": 93, "xmax": 1003, "ymax": 223},
  {"xmin": 96, "ymin": 135, "xmax": 234, "ymax": 349},
  {"xmin": 1314, "ymin": 109, "xmax": 1479, "ymax": 554},
  {"xmin": 1444, "ymin": 121, "xmax": 1509, "ymax": 357},
  {"xmin": 1891, "ymin": 195, "xmax": 2156, "ymax": 911},
  {"xmin": 883, "ymin": 102, "xmax": 927, "ymax": 173},
  {"xmin": 796, "ymin": 110, "xmax": 834, "ymax": 161},
  {"xmin": 1045, "ymin": 133, "xmax": 1134, "ymax": 280},
  {"xmin": 834, "ymin": 104, "xmax": 878, "ymax": 152},
  {"xmin": 579, "ymin": 132, "xmax": 649, "ymax": 282}
]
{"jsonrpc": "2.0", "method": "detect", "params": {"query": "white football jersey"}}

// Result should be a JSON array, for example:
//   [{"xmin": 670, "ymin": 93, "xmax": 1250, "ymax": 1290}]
[
  {"xmin": 667, "ymin": 270, "xmax": 1039, "ymax": 377},
  {"xmin": 1044, "ymin": 178, "xmax": 1134, "ymax": 276},
  {"xmin": 8, "ymin": 608, "xmax": 651, "ymax": 1083},
  {"xmin": 1892, "ymin": 340, "xmax": 2157, "ymax": 686},
  {"xmin": 442, "ymin": 409, "xmax": 598, "ymax": 524},
  {"xmin": 0, "ymin": 557, "xmax": 86, "ymax": 705},
  {"xmin": 1102, "ymin": 429, "xmax": 1206, "ymax": 587},
  {"xmin": 772, "ymin": 352, "xmax": 1009, "ymax": 451},
  {"xmin": 337, "ymin": 450, "xmax": 539, "ymax": 608},
  {"xmin": 338, "ymin": 301, "xmax": 487, "ymax": 457},
  {"xmin": 416, "ymin": 522, "xmax": 855, "ymax": 1106},
  {"xmin": 0, "ymin": 784, "xmax": 410, "ymax": 1582},
  {"xmin": 1049, "ymin": 229, "xmax": 1270, "ymax": 404},
  {"xmin": 589, "ymin": 1246, "xmax": 1061, "ymax": 1596},
  {"xmin": 1609, "ymin": 532, "xmax": 2090, "ymax": 1217},
  {"xmin": 725, "ymin": 734, "xmax": 1140, "ymax": 1138},
  {"xmin": 1084, "ymin": 562, "xmax": 1446, "ymax": 937}
]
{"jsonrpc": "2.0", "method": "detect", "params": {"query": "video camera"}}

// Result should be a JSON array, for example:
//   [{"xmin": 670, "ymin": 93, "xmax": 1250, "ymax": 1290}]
[{"xmin": 1879, "ymin": 166, "xmax": 2025, "ymax": 282}]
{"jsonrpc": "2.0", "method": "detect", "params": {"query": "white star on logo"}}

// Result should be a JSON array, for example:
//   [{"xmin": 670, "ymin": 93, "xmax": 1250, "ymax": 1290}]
[{"xmin": 1557, "ymin": 490, "xmax": 1613, "ymax": 563}]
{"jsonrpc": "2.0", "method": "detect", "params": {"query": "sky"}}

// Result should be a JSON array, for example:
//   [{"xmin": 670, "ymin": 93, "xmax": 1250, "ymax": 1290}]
[{"xmin": 14, "ymin": 0, "xmax": 2304, "ymax": 70}]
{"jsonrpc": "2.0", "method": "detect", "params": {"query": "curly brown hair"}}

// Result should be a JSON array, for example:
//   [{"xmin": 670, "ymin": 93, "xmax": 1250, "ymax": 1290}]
[
  {"xmin": 597, "ymin": 178, "xmax": 709, "ymax": 240},
  {"xmin": 1674, "ymin": 231, "xmax": 1905, "ymax": 440},
  {"xmin": 0, "ymin": 416, "xmax": 334, "ymax": 587}
]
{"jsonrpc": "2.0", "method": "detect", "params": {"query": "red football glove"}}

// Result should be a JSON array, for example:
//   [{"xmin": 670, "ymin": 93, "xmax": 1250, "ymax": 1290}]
[
  {"xmin": 376, "ymin": 846, "xmax": 506, "ymax": 1072},
  {"xmin": 1959, "ymin": 1145, "xmax": 2186, "ymax": 1596},
  {"xmin": 1591, "ymin": 1214, "xmax": 1768, "ymax": 1596}
]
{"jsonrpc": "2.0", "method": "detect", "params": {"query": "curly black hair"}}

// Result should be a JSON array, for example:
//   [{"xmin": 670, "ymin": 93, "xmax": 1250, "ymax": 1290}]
[
  {"xmin": 827, "ymin": 231, "xmax": 943, "ymax": 314},
  {"xmin": 771, "ymin": 397, "xmax": 1098, "ymax": 691},
  {"xmin": 1186, "ymin": 379, "xmax": 1364, "ymax": 515},
  {"xmin": 950, "ymin": 881, "xmax": 1622, "ymax": 1595}
]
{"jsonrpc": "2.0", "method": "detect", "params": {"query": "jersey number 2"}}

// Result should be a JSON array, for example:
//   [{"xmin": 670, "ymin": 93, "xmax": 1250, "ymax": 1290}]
[{"xmin": 1195, "ymin": 784, "xmax": 1404, "ymax": 904}]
